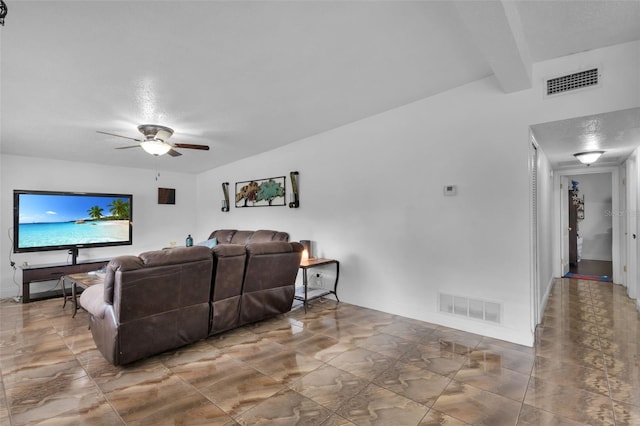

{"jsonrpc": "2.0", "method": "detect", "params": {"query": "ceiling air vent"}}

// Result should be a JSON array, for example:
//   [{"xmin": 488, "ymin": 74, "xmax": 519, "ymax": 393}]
[{"xmin": 546, "ymin": 68, "xmax": 600, "ymax": 96}]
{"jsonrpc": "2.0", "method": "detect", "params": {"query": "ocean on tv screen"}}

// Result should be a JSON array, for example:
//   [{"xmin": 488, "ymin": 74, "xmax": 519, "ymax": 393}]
[{"xmin": 18, "ymin": 220, "xmax": 130, "ymax": 248}]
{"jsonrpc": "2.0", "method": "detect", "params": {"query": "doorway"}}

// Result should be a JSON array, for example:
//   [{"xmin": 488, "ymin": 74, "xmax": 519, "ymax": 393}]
[
  {"xmin": 566, "ymin": 173, "xmax": 613, "ymax": 278},
  {"xmin": 555, "ymin": 166, "xmax": 621, "ymax": 284}
]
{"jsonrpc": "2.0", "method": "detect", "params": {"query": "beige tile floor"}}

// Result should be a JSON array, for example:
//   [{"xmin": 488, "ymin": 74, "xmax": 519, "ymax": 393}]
[{"xmin": 0, "ymin": 278, "xmax": 638, "ymax": 425}]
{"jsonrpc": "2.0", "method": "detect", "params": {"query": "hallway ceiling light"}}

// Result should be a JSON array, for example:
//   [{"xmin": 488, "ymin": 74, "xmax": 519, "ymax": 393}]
[{"xmin": 574, "ymin": 151, "xmax": 604, "ymax": 165}]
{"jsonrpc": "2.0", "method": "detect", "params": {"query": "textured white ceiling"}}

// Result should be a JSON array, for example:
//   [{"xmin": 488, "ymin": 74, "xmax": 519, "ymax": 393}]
[
  {"xmin": 517, "ymin": 0, "xmax": 640, "ymax": 62},
  {"xmin": 531, "ymin": 108, "xmax": 640, "ymax": 169},
  {"xmin": 1, "ymin": 1, "xmax": 639, "ymax": 173}
]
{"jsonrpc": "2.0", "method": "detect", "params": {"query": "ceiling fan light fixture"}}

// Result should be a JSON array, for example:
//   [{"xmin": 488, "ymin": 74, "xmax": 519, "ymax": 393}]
[
  {"xmin": 155, "ymin": 129, "xmax": 172, "ymax": 142},
  {"xmin": 574, "ymin": 150, "xmax": 604, "ymax": 165},
  {"xmin": 141, "ymin": 140, "xmax": 171, "ymax": 156}
]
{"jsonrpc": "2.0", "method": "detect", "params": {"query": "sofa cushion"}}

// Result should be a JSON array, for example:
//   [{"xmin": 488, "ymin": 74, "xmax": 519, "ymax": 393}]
[
  {"xmin": 208, "ymin": 229, "xmax": 237, "ymax": 244},
  {"xmin": 140, "ymin": 246, "xmax": 211, "ymax": 267},
  {"xmin": 245, "ymin": 241, "xmax": 298, "ymax": 255},
  {"xmin": 208, "ymin": 243, "xmax": 247, "ymax": 335},
  {"xmin": 208, "ymin": 229, "xmax": 289, "ymax": 245},
  {"xmin": 249, "ymin": 230, "xmax": 289, "ymax": 243},
  {"xmin": 229, "ymin": 230, "xmax": 255, "ymax": 244},
  {"xmin": 239, "ymin": 241, "xmax": 303, "ymax": 326}
]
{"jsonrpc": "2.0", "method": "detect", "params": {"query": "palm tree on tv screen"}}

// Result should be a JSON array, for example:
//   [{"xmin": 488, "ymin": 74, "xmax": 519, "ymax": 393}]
[
  {"xmin": 108, "ymin": 199, "xmax": 130, "ymax": 219},
  {"xmin": 87, "ymin": 205, "xmax": 103, "ymax": 220}
]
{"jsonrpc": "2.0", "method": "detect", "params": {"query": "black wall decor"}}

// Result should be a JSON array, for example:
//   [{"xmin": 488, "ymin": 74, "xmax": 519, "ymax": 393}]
[{"xmin": 158, "ymin": 188, "xmax": 176, "ymax": 205}]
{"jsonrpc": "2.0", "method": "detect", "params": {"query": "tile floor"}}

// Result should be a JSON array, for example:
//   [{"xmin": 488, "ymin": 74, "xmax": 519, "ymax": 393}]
[{"xmin": 0, "ymin": 278, "xmax": 638, "ymax": 425}]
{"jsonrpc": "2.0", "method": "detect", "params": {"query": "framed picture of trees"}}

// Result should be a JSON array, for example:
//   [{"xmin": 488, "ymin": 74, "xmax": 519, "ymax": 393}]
[{"xmin": 235, "ymin": 176, "xmax": 286, "ymax": 207}]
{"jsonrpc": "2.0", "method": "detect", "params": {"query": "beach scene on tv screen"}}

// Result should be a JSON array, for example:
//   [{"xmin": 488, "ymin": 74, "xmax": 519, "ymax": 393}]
[{"xmin": 18, "ymin": 194, "xmax": 131, "ymax": 248}]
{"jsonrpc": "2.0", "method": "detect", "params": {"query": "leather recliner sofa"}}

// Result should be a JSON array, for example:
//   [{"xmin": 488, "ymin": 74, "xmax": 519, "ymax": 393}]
[
  {"xmin": 81, "ymin": 230, "xmax": 303, "ymax": 365},
  {"xmin": 207, "ymin": 229, "xmax": 302, "ymax": 335}
]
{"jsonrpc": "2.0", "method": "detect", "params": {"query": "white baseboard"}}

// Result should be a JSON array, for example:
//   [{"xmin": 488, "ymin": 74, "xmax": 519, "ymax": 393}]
[{"xmin": 538, "ymin": 276, "xmax": 555, "ymax": 321}]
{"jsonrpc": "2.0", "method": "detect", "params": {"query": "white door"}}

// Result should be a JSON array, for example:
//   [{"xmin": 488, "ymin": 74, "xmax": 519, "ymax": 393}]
[
  {"xmin": 620, "ymin": 166, "xmax": 627, "ymax": 288},
  {"xmin": 530, "ymin": 141, "xmax": 540, "ymax": 326},
  {"xmin": 560, "ymin": 176, "xmax": 570, "ymax": 277},
  {"xmin": 627, "ymin": 154, "xmax": 638, "ymax": 299}
]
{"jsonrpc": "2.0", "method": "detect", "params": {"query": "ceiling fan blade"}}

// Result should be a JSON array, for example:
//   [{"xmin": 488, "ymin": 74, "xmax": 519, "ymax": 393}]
[
  {"xmin": 97, "ymin": 131, "xmax": 143, "ymax": 142},
  {"xmin": 167, "ymin": 149, "xmax": 182, "ymax": 157},
  {"xmin": 172, "ymin": 143, "xmax": 210, "ymax": 151},
  {"xmin": 115, "ymin": 145, "xmax": 141, "ymax": 150}
]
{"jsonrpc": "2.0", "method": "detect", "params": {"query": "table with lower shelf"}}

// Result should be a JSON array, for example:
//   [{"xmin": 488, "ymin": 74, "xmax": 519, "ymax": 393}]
[
  {"xmin": 295, "ymin": 257, "xmax": 340, "ymax": 307},
  {"xmin": 20, "ymin": 259, "xmax": 110, "ymax": 303},
  {"xmin": 63, "ymin": 272, "xmax": 105, "ymax": 317}
]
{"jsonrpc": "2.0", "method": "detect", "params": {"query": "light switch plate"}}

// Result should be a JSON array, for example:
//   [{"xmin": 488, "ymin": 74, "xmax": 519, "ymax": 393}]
[{"xmin": 443, "ymin": 185, "xmax": 457, "ymax": 196}]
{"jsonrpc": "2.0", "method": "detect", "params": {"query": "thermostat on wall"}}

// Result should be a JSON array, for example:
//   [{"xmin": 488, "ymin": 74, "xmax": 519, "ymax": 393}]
[{"xmin": 443, "ymin": 185, "xmax": 457, "ymax": 196}]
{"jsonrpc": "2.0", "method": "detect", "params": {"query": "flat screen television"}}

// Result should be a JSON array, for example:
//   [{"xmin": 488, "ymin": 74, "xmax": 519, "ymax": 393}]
[{"xmin": 13, "ymin": 190, "xmax": 133, "ymax": 264}]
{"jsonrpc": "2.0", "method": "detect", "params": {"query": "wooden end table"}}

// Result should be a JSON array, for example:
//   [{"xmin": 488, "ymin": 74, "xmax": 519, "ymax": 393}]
[
  {"xmin": 62, "ymin": 272, "xmax": 104, "ymax": 317},
  {"xmin": 295, "ymin": 258, "xmax": 340, "ymax": 308}
]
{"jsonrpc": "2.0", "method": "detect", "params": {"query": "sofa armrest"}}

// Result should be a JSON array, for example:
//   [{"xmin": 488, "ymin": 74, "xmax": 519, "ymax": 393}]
[
  {"xmin": 103, "ymin": 256, "xmax": 142, "ymax": 305},
  {"xmin": 80, "ymin": 284, "xmax": 107, "ymax": 319}
]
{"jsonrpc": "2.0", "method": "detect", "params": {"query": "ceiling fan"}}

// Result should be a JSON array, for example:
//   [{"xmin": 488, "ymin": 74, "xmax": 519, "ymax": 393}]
[{"xmin": 97, "ymin": 124, "xmax": 210, "ymax": 157}]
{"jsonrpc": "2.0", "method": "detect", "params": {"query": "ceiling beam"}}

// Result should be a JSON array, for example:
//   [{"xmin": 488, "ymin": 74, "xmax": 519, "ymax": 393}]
[{"xmin": 455, "ymin": 0, "xmax": 532, "ymax": 93}]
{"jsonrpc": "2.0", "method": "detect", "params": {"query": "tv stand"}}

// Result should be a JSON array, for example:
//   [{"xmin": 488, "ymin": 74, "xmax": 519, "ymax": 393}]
[{"xmin": 20, "ymin": 258, "xmax": 109, "ymax": 303}]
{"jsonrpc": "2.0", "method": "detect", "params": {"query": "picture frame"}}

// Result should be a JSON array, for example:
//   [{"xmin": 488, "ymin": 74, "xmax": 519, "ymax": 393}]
[
  {"xmin": 235, "ymin": 176, "xmax": 286, "ymax": 207},
  {"xmin": 158, "ymin": 188, "xmax": 176, "ymax": 205}
]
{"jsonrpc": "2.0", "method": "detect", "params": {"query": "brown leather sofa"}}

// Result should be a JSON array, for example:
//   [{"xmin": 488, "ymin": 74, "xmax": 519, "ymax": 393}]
[
  {"xmin": 81, "ymin": 230, "xmax": 302, "ymax": 365},
  {"xmin": 207, "ymin": 229, "xmax": 302, "ymax": 334}
]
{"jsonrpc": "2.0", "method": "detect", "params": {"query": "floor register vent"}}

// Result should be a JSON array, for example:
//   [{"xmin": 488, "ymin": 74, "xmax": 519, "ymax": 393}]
[
  {"xmin": 439, "ymin": 293, "xmax": 501, "ymax": 324},
  {"xmin": 546, "ymin": 68, "xmax": 600, "ymax": 96}
]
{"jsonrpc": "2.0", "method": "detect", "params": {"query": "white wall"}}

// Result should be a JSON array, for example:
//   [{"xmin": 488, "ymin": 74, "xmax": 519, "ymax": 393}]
[
  {"xmin": 198, "ymin": 76, "xmax": 535, "ymax": 345},
  {"xmin": 196, "ymin": 41, "xmax": 639, "ymax": 346},
  {"xmin": 568, "ymin": 173, "xmax": 613, "ymax": 261},
  {"xmin": 0, "ymin": 155, "xmax": 198, "ymax": 299}
]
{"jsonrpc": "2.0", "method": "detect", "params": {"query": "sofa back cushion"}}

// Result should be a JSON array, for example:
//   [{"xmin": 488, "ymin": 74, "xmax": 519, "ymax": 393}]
[
  {"xmin": 106, "ymin": 246, "xmax": 212, "ymax": 320},
  {"xmin": 208, "ymin": 229, "xmax": 289, "ymax": 245},
  {"xmin": 209, "ymin": 229, "xmax": 237, "ymax": 245},
  {"xmin": 239, "ymin": 241, "xmax": 303, "ymax": 325},
  {"xmin": 209, "ymin": 244, "xmax": 246, "ymax": 334}
]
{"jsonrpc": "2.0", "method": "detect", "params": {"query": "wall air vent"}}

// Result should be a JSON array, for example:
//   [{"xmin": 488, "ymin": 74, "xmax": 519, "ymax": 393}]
[
  {"xmin": 439, "ymin": 293, "xmax": 501, "ymax": 324},
  {"xmin": 546, "ymin": 68, "xmax": 600, "ymax": 96}
]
